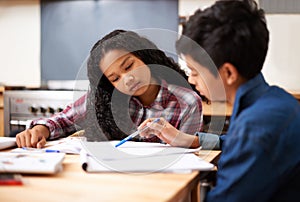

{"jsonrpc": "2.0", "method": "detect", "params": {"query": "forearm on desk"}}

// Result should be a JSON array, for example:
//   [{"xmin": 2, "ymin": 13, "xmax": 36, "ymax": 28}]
[
  {"xmin": 30, "ymin": 118, "xmax": 77, "ymax": 140},
  {"xmin": 196, "ymin": 132, "xmax": 223, "ymax": 150},
  {"xmin": 30, "ymin": 95, "xmax": 87, "ymax": 140}
]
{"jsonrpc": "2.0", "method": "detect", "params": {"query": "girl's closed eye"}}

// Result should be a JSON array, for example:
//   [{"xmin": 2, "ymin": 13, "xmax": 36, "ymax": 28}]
[
  {"xmin": 125, "ymin": 62, "xmax": 133, "ymax": 71},
  {"xmin": 111, "ymin": 76, "xmax": 119, "ymax": 83},
  {"xmin": 191, "ymin": 71, "xmax": 198, "ymax": 77}
]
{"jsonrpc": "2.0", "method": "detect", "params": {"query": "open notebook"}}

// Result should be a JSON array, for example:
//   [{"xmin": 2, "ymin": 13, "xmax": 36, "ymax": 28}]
[
  {"xmin": 80, "ymin": 141, "xmax": 214, "ymax": 173},
  {"xmin": 0, "ymin": 153, "xmax": 65, "ymax": 174},
  {"xmin": 9, "ymin": 137, "xmax": 84, "ymax": 154}
]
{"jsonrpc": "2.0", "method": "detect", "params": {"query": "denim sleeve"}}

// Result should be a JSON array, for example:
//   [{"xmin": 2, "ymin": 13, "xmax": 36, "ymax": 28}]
[{"xmin": 196, "ymin": 132, "xmax": 223, "ymax": 150}]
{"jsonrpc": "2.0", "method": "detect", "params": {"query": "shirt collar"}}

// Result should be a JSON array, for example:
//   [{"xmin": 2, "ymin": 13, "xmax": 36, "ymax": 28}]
[
  {"xmin": 131, "ymin": 80, "xmax": 170, "ymax": 110},
  {"xmin": 231, "ymin": 73, "xmax": 269, "ymax": 120}
]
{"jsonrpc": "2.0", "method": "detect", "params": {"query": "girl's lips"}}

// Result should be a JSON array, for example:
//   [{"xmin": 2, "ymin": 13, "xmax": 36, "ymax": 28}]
[
  {"xmin": 196, "ymin": 87, "xmax": 204, "ymax": 96},
  {"xmin": 130, "ymin": 82, "xmax": 141, "ymax": 92}
]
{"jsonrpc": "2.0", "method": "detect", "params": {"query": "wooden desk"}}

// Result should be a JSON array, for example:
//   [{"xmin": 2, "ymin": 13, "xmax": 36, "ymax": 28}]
[{"xmin": 0, "ymin": 150, "xmax": 220, "ymax": 202}]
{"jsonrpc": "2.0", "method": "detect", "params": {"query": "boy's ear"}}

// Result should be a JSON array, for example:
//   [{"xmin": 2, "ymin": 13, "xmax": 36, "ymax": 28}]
[{"xmin": 219, "ymin": 63, "xmax": 239, "ymax": 85}]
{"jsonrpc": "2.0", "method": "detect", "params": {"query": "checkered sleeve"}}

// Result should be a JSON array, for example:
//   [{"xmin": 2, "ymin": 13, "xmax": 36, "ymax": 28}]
[
  {"xmin": 30, "ymin": 94, "xmax": 87, "ymax": 140},
  {"xmin": 178, "ymin": 90, "xmax": 203, "ymax": 135}
]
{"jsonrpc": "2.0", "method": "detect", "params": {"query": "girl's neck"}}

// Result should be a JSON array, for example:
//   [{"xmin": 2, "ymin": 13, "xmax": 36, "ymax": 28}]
[{"xmin": 137, "ymin": 78, "xmax": 160, "ymax": 106}]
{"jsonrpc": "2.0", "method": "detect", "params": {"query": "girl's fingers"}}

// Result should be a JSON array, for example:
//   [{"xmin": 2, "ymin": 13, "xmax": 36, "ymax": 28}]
[
  {"xmin": 146, "ymin": 121, "xmax": 164, "ymax": 131},
  {"xmin": 138, "ymin": 119, "xmax": 153, "ymax": 130},
  {"xmin": 37, "ymin": 137, "xmax": 47, "ymax": 149}
]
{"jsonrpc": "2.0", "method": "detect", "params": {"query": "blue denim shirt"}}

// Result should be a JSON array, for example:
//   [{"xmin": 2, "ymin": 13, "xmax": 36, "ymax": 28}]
[{"xmin": 200, "ymin": 73, "xmax": 300, "ymax": 202}]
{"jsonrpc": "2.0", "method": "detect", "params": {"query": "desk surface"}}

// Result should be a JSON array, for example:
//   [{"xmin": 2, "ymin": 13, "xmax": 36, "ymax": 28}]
[{"xmin": 0, "ymin": 150, "xmax": 220, "ymax": 202}]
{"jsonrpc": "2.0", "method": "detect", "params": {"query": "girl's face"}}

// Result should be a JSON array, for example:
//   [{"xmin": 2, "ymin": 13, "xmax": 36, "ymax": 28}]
[{"xmin": 100, "ymin": 49, "xmax": 152, "ymax": 96}]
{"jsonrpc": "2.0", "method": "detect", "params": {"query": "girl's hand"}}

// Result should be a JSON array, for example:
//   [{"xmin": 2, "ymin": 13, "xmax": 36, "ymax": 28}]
[
  {"xmin": 138, "ymin": 117, "xmax": 200, "ymax": 148},
  {"xmin": 16, "ymin": 125, "xmax": 50, "ymax": 148}
]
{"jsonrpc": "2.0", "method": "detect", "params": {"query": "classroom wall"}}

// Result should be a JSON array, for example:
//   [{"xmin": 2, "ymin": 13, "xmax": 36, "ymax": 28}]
[
  {"xmin": 0, "ymin": 0, "xmax": 299, "ymax": 91},
  {"xmin": 263, "ymin": 15, "xmax": 300, "ymax": 91},
  {"xmin": 40, "ymin": 0, "xmax": 178, "ymax": 82}
]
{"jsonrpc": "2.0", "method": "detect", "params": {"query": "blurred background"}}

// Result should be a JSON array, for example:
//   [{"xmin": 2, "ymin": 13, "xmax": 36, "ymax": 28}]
[{"xmin": 0, "ymin": 0, "xmax": 299, "ymax": 137}]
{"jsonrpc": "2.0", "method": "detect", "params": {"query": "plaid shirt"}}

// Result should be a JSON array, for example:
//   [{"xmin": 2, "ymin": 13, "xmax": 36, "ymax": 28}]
[{"xmin": 30, "ymin": 80, "xmax": 203, "ymax": 141}]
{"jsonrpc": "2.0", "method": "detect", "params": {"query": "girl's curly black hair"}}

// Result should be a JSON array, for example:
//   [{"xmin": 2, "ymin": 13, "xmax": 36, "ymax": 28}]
[{"xmin": 82, "ymin": 29, "xmax": 196, "ymax": 141}]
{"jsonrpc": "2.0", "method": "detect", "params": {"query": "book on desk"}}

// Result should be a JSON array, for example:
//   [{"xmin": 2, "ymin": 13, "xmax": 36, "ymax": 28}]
[
  {"xmin": 80, "ymin": 141, "xmax": 214, "ymax": 173},
  {"xmin": 0, "ymin": 152, "xmax": 65, "ymax": 174},
  {"xmin": 0, "ymin": 137, "xmax": 65, "ymax": 174}
]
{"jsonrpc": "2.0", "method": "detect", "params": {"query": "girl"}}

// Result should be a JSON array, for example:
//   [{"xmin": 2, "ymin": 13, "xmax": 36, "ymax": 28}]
[{"xmin": 16, "ymin": 30, "xmax": 203, "ymax": 148}]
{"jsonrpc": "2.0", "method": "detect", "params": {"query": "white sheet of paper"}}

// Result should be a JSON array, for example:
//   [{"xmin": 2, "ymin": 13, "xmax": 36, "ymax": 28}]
[
  {"xmin": 80, "ymin": 141, "xmax": 213, "ymax": 173},
  {"xmin": 82, "ymin": 141, "xmax": 201, "ymax": 160}
]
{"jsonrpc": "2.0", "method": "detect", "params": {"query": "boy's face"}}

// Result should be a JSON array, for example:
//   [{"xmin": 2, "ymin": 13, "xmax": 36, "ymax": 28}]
[
  {"xmin": 183, "ymin": 54, "xmax": 226, "ymax": 102},
  {"xmin": 100, "ymin": 49, "xmax": 151, "ymax": 96}
]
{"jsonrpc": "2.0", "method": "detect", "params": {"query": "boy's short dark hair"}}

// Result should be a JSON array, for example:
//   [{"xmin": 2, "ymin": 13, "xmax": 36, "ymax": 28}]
[{"xmin": 176, "ymin": 0, "xmax": 269, "ymax": 79}]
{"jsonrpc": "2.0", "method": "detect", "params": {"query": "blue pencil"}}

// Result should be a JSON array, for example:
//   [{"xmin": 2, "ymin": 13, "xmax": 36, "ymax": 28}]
[{"xmin": 115, "ymin": 118, "xmax": 160, "ymax": 147}]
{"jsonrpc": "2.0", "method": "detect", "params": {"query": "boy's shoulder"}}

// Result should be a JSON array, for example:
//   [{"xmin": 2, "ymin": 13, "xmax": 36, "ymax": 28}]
[
  {"xmin": 239, "ymin": 85, "xmax": 299, "ymax": 124},
  {"xmin": 261, "ymin": 86, "xmax": 299, "ymax": 110}
]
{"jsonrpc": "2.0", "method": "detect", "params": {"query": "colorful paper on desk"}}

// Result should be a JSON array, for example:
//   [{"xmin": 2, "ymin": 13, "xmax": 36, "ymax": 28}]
[
  {"xmin": 80, "ymin": 141, "xmax": 214, "ymax": 173},
  {"xmin": 43, "ymin": 137, "xmax": 84, "ymax": 154},
  {"xmin": 11, "ymin": 137, "xmax": 82, "ymax": 154},
  {"xmin": 9, "ymin": 137, "xmax": 84, "ymax": 154},
  {"xmin": 0, "ymin": 153, "xmax": 65, "ymax": 174}
]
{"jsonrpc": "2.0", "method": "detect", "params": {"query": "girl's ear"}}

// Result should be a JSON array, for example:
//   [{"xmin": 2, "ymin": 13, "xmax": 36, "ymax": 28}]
[{"xmin": 219, "ymin": 62, "xmax": 239, "ymax": 85}]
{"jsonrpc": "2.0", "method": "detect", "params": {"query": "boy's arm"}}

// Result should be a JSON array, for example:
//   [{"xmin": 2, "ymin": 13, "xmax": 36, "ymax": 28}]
[
  {"xmin": 197, "ymin": 132, "xmax": 224, "ymax": 150},
  {"xmin": 206, "ymin": 126, "xmax": 274, "ymax": 202}
]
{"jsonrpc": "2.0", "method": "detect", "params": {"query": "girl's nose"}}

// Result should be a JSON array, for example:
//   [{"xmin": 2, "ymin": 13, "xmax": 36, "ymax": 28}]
[{"xmin": 124, "ymin": 74, "xmax": 135, "ymax": 87}]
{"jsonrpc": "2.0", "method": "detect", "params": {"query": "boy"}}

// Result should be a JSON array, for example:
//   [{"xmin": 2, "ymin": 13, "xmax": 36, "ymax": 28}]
[{"xmin": 140, "ymin": 0, "xmax": 300, "ymax": 201}]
